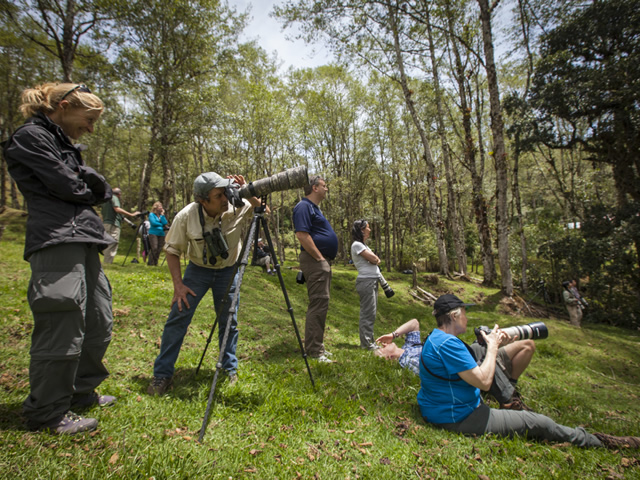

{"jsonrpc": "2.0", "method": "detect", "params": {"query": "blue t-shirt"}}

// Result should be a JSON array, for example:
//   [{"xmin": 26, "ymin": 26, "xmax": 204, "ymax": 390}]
[
  {"xmin": 148, "ymin": 212, "xmax": 168, "ymax": 236},
  {"xmin": 417, "ymin": 329, "xmax": 480, "ymax": 424},
  {"xmin": 292, "ymin": 197, "xmax": 338, "ymax": 260}
]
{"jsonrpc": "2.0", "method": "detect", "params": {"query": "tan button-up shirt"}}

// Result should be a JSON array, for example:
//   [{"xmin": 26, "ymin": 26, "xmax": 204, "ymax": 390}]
[{"xmin": 163, "ymin": 200, "xmax": 253, "ymax": 268}]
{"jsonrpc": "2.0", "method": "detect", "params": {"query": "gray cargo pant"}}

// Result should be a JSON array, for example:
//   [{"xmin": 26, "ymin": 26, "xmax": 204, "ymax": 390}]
[
  {"xmin": 432, "ymin": 403, "xmax": 602, "ymax": 447},
  {"xmin": 24, "ymin": 243, "xmax": 113, "ymax": 428}
]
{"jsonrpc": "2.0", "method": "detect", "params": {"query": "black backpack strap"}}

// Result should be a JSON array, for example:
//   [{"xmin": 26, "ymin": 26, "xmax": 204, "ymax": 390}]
[
  {"xmin": 420, "ymin": 334, "xmax": 478, "ymax": 382},
  {"xmin": 419, "ymin": 333, "xmax": 463, "ymax": 382}
]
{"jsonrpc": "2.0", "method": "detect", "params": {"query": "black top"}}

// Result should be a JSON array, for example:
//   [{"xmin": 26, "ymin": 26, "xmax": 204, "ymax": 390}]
[{"xmin": 3, "ymin": 113, "xmax": 114, "ymax": 260}]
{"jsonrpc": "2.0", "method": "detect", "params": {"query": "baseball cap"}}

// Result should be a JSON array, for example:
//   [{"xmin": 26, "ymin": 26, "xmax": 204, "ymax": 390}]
[
  {"xmin": 193, "ymin": 172, "xmax": 231, "ymax": 197},
  {"xmin": 432, "ymin": 294, "xmax": 475, "ymax": 317}
]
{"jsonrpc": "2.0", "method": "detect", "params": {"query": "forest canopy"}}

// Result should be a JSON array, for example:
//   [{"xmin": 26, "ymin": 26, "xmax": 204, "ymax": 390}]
[{"xmin": 1, "ymin": 0, "xmax": 639, "ymax": 326}]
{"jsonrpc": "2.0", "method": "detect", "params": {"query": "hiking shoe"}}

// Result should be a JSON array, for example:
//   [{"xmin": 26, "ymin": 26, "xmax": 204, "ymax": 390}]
[
  {"xmin": 71, "ymin": 391, "xmax": 116, "ymax": 408},
  {"xmin": 228, "ymin": 373, "xmax": 238, "ymax": 385},
  {"xmin": 594, "ymin": 432, "xmax": 640, "ymax": 449},
  {"xmin": 312, "ymin": 354, "xmax": 334, "ymax": 364},
  {"xmin": 500, "ymin": 396, "xmax": 531, "ymax": 411},
  {"xmin": 39, "ymin": 412, "xmax": 98, "ymax": 435},
  {"xmin": 322, "ymin": 349, "xmax": 333, "ymax": 357},
  {"xmin": 147, "ymin": 376, "xmax": 173, "ymax": 396}
]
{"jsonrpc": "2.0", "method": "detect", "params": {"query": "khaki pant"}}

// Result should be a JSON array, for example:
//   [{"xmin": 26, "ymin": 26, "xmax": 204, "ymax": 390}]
[
  {"xmin": 102, "ymin": 223, "xmax": 120, "ymax": 264},
  {"xmin": 567, "ymin": 304, "xmax": 583, "ymax": 327},
  {"xmin": 299, "ymin": 251, "xmax": 332, "ymax": 357}
]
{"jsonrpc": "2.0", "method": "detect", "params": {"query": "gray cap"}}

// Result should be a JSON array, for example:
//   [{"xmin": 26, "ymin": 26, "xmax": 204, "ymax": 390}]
[{"xmin": 193, "ymin": 172, "xmax": 231, "ymax": 197}]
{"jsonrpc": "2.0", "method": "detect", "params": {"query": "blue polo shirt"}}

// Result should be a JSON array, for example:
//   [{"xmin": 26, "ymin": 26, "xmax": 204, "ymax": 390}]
[{"xmin": 293, "ymin": 197, "xmax": 338, "ymax": 260}]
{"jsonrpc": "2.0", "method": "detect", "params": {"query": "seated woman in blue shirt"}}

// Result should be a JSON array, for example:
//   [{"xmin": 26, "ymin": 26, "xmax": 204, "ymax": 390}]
[{"xmin": 417, "ymin": 294, "xmax": 639, "ymax": 449}]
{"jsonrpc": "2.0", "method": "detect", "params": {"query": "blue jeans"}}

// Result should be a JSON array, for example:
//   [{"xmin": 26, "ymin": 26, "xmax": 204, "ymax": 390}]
[{"xmin": 153, "ymin": 263, "xmax": 239, "ymax": 378}]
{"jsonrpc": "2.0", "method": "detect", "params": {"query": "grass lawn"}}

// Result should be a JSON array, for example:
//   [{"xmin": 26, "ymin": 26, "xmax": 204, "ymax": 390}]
[{"xmin": 1, "ymin": 208, "xmax": 639, "ymax": 479}]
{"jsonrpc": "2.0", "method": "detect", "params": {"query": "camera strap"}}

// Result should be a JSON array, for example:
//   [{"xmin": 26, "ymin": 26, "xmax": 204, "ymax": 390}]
[{"xmin": 419, "ymin": 334, "xmax": 477, "ymax": 383}]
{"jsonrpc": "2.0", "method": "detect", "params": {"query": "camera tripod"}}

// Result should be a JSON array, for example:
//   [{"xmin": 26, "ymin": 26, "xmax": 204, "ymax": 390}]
[
  {"xmin": 196, "ymin": 197, "xmax": 314, "ymax": 442},
  {"xmin": 121, "ymin": 215, "xmax": 150, "ymax": 266}
]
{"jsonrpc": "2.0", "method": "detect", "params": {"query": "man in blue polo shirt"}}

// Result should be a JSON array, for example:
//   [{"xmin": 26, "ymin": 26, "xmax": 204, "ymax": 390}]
[{"xmin": 293, "ymin": 175, "xmax": 338, "ymax": 363}]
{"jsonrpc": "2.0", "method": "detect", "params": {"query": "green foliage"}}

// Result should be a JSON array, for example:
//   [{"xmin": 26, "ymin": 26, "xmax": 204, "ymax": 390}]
[
  {"xmin": 1, "ymin": 215, "xmax": 639, "ymax": 478},
  {"xmin": 535, "ymin": 202, "xmax": 640, "ymax": 327},
  {"xmin": 530, "ymin": 0, "xmax": 640, "ymax": 203}
]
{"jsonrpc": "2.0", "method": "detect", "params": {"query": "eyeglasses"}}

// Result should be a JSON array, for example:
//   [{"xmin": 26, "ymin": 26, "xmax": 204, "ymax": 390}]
[{"xmin": 61, "ymin": 84, "xmax": 92, "ymax": 101}]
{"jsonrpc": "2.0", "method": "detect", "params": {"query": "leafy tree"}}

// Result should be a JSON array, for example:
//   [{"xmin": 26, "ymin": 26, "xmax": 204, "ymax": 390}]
[
  {"xmin": 7, "ymin": 0, "xmax": 112, "ymax": 81},
  {"xmin": 531, "ymin": 0, "xmax": 640, "ymax": 301}
]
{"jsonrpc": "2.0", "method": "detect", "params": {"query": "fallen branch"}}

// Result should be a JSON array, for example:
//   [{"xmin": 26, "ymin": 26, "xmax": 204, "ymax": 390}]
[
  {"xmin": 416, "ymin": 287, "xmax": 437, "ymax": 302},
  {"xmin": 409, "ymin": 290, "xmax": 432, "ymax": 305}
]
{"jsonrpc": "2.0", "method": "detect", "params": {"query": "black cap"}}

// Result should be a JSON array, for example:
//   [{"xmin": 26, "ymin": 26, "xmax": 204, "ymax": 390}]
[{"xmin": 432, "ymin": 294, "xmax": 475, "ymax": 317}]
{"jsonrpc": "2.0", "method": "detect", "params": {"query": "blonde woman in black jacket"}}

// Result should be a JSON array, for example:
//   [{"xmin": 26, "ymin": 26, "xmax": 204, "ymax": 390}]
[{"xmin": 3, "ymin": 83, "xmax": 116, "ymax": 435}]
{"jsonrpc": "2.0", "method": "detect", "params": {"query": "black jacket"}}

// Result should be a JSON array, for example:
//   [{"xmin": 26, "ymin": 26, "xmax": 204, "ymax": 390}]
[{"xmin": 3, "ymin": 113, "xmax": 115, "ymax": 260}]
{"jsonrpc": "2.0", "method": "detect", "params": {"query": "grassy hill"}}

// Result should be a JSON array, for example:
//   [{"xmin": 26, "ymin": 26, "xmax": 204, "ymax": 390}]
[{"xmin": 1, "ymin": 209, "xmax": 639, "ymax": 479}]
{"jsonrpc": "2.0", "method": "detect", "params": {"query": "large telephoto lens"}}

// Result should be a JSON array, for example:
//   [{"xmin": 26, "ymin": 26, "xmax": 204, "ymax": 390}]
[
  {"xmin": 501, "ymin": 321, "xmax": 548, "ymax": 341},
  {"xmin": 239, "ymin": 166, "xmax": 309, "ymax": 199}
]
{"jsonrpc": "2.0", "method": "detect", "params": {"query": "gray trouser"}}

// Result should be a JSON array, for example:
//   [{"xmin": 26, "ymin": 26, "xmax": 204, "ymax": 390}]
[
  {"xmin": 24, "ymin": 243, "xmax": 113, "ymax": 428},
  {"xmin": 299, "ymin": 251, "xmax": 331, "ymax": 357},
  {"xmin": 355, "ymin": 277, "xmax": 378, "ymax": 348},
  {"xmin": 432, "ymin": 403, "xmax": 602, "ymax": 448}
]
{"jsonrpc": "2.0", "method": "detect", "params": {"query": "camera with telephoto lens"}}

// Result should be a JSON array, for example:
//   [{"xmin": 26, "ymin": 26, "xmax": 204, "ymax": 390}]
[
  {"xmin": 225, "ymin": 166, "xmax": 309, "ymax": 207},
  {"xmin": 203, "ymin": 228, "xmax": 229, "ymax": 265},
  {"xmin": 474, "ymin": 321, "xmax": 548, "ymax": 347},
  {"xmin": 378, "ymin": 272, "xmax": 395, "ymax": 298}
]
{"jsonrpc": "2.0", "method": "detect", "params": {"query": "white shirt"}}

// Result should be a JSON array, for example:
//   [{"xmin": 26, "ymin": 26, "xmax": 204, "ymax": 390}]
[{"xmin": 351, "ymin": 241, "xmax": 379, "ymax": 278}]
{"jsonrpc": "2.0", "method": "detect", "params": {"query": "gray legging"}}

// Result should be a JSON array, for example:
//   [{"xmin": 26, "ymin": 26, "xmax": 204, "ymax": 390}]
[{"xmin": 430, "ymin": 403, "xmax": 602, "ymax": 448}]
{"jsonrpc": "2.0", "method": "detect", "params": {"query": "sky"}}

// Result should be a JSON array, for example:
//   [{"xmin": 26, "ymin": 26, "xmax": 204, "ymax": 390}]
[{"xmin": 230, "ymin": 0, "xmax": 334, "ymax": 71}]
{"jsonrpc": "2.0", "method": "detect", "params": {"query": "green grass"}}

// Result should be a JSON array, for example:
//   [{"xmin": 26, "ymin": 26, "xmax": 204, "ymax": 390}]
[{"xmin": 1, "ymin": 209, "xmax": 640, "ymax": 478}]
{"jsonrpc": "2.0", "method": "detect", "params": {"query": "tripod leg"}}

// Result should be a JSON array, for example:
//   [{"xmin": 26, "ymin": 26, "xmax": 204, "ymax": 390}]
[
  {"xmin": 199, "ymin": 215, "xmax": 258, "ymax": 442},
  {"xmin": 260, "ymin": 216, "xmax": 315, "ymax": 388},
  {"xmin": 195, "ymin": 317, "xmax": 218, "ymax": 377},
  {"xmin": 121, "ymin": 225, "xmax": 141, "ymax": 266}
]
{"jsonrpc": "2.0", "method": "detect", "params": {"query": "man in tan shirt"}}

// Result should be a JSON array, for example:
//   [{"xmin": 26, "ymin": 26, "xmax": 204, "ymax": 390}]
[{"xmin": 147, "ymin": 172, "xmax": 261, "ymax": 395}]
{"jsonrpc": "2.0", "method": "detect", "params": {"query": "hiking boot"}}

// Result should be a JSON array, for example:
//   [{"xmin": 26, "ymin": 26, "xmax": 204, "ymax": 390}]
[
  {"xmin": 594, "ymin": 432, "xmax": 640, "ymax": 449},
  {"xmin": 147, "ymin": 376, "xmax": 173, "ymax": 396},
  {"xmin": 228, "ymin": 373, "xmax": 238, "ymax": 385},
  {"xmin": 500, "ymin": 391, "xmax": 531, "ymax": 411},
  {"xmin": 71, "ymin": 391, "xmax": 116, "ymax": 408},
  {"xmin": 39, "ymin": 412, "xmax": 98, "ymax": 435}
]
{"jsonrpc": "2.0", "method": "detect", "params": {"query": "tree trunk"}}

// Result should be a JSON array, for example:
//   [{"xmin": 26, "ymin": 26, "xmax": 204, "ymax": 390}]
[
  {"xmin": 388, "ymin": 4, "xmax": 448, "ymax": 275},
  {"xmin": 425, "ymin": 3, "xmax": 467, "ymax": 275},
  {"xmin": 477, "ymin": 0, "xmax": 512, "ymax": 296},
  {"xmin": 445, "ymin": 7, "xmax": 496, "ymax": 285}
]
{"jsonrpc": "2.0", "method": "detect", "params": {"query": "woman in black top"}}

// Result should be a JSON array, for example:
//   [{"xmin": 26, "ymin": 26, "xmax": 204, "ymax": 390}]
[{"xmin": 4, "ymin": 83, "xmax": 116, "ymax": 434}]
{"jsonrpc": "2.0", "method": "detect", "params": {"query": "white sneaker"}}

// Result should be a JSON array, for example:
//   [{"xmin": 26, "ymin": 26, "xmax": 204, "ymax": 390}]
[
  {"xmin": 314, "ymin": 354, "xmax": 334, "ymax": 363},
  {"xmin": 322, "ymin": 350, "xmax": 333, "ymax": 357}
]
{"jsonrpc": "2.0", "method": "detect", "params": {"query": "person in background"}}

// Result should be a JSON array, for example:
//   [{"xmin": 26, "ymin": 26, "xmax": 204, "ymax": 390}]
[
  {"xmin": 3, "ymin": 82, "xmax": 116, "ymax": 435},
  {"xmin": 147, "ymin": 201, "xmax": 168, "ymax": 266},
  {"xmin": 293, "ymin": 175, "xmax": 338, "ymax": 363},
  {"xmin": 101, "ymin": 187, "xmax": 140, "ymax": 264},
  {"xmin": 255, "ymin": 238, "xmax": 275, "ymax": 275},
  {"xmin": 351, "ymin": 219, "xmax": 381, "ymax": 350},
  {"xmin": 562, "ymin": 279, "xmax": 584, "ymax": 327}
]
